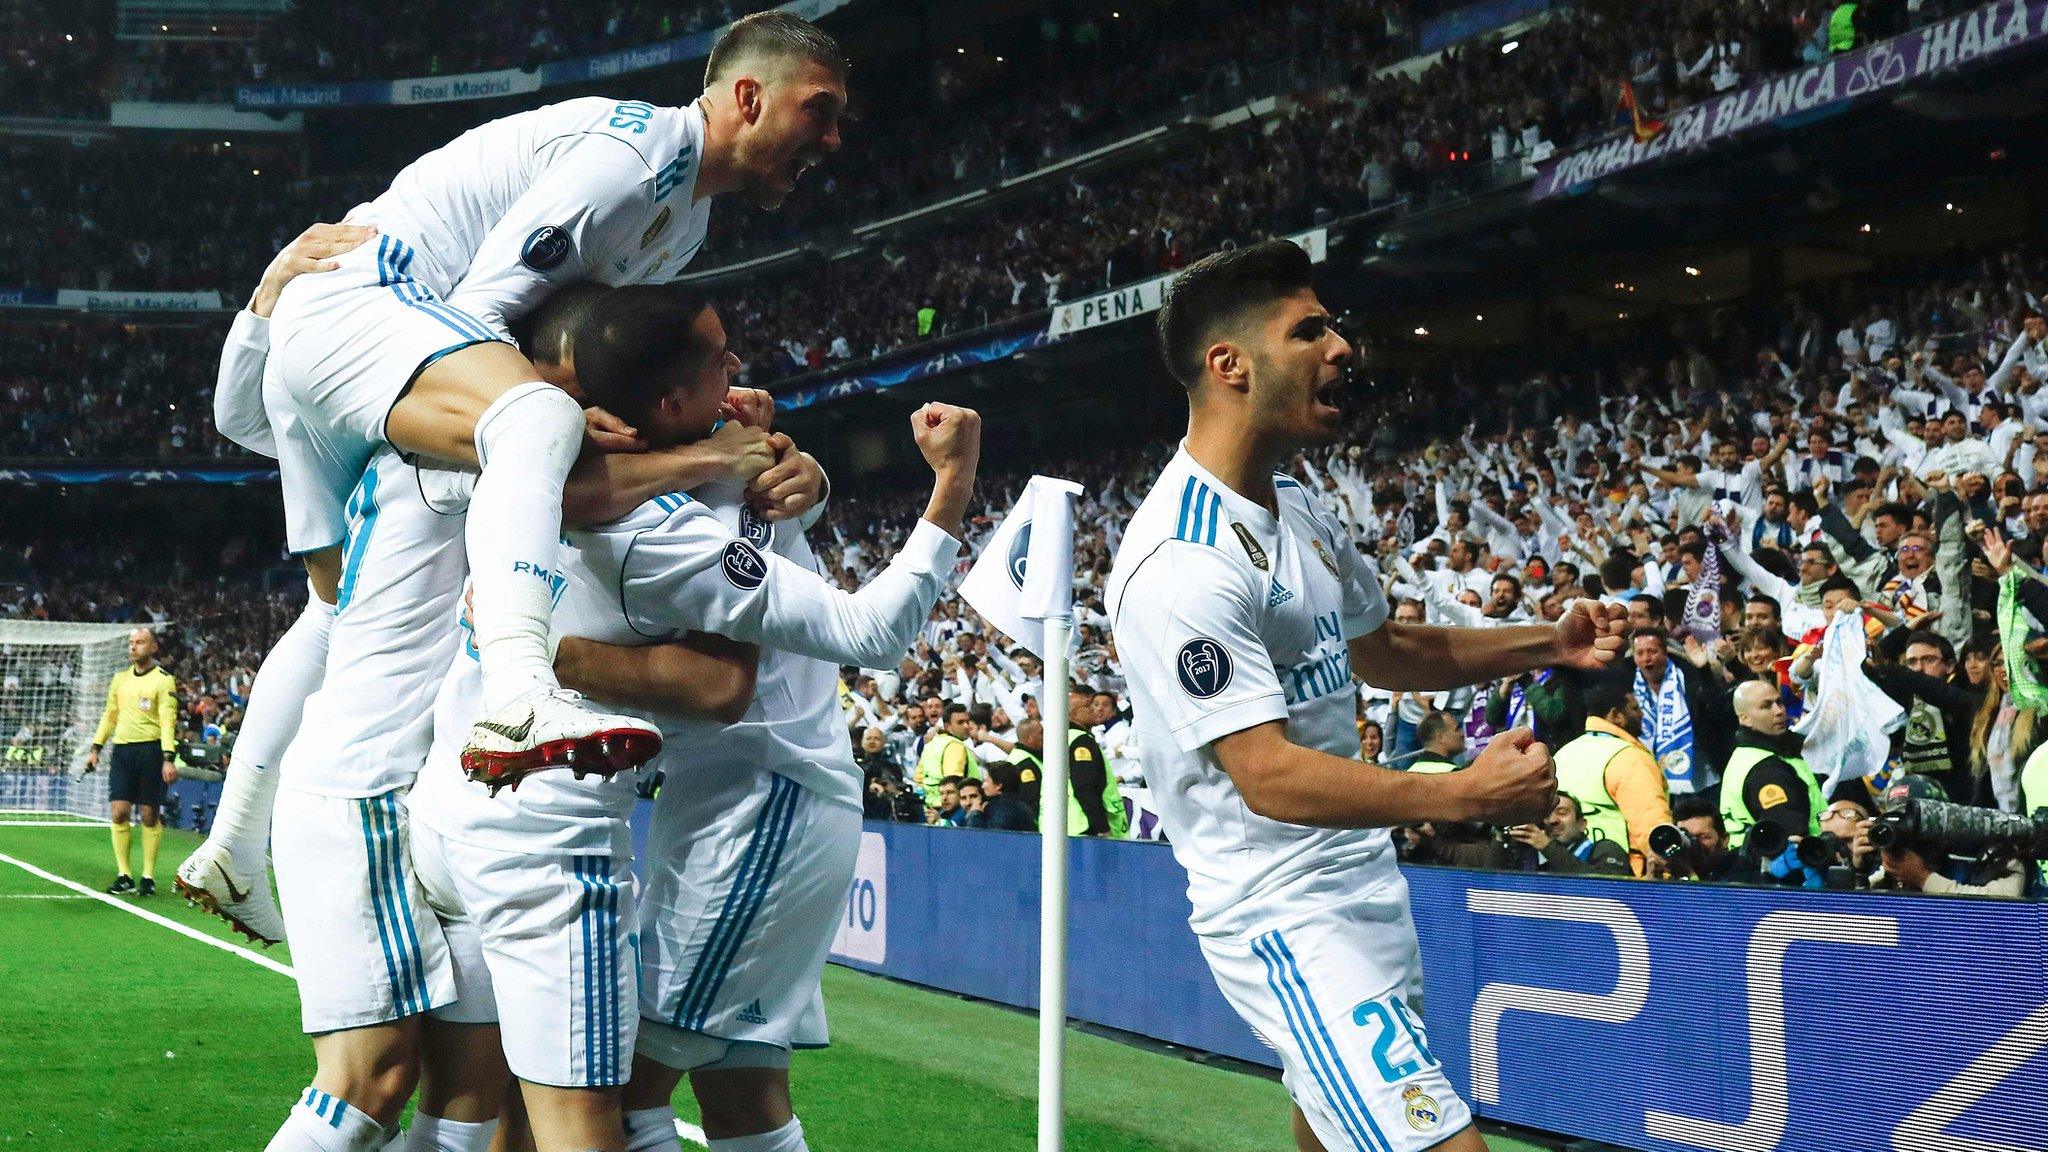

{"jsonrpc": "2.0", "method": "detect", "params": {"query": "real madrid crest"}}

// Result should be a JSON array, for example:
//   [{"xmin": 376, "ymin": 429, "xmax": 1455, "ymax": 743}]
[
  {"xmin": 1311, "ymin": 537, "xmax": 1340, "ymax": 577},
  {"xmin": 1401, "ymin": 1084, "xmax": 1441, "ymax": 1132}
]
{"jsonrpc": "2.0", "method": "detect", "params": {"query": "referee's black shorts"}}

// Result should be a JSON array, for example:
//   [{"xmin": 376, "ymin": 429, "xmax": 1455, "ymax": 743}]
[{"xmin": 108, "ymin": 742, "xmax": 168, "ymax": 808}]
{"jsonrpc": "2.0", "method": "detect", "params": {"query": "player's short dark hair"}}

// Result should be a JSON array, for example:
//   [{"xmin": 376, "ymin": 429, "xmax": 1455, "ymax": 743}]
[
  {"xmin": 1155, "ymin": 239, "xmax": 1316, "ymax": 389},
  {"xmin": 514, "ymin": 281, "xmax": 610, "ymax": 370},
  {"xmin": 704, "ymin": 11, "xmax": 847, "ymax": 88},
  {"xmin": 573, "ymin": 284, "xmax": 715, "ymax": 428}
]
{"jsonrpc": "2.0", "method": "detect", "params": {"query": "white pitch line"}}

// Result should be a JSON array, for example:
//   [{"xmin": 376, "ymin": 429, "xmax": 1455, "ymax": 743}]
[
  {"xmin": 0, "ymin": 893, "xmax": 90, "ymax": 899},
  {"xmin": 0, "ymin": 850, "xmax": 295, "ymax": 977},
  {"xmin": 2, "ymin": 847, "xmax": 712, "ymax": 1147},
  {"xmin": 0, "ymin": 820, "xmax": 111, "ymax": 828}
]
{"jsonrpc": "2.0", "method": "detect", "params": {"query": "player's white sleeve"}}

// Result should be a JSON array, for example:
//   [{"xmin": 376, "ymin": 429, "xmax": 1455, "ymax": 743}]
[
  {"xmin": 443, "ymin": 142, "xmax": 656, "ymax": 335},
  {"xmin": 622, "ymin": 505, "xmax": 961, "ymax": 669},
  {"xmin": 1115, "ymin": 543, "xmax": 1286, "ymax": 753},
  {"xmin": 1329, "ymin": 528, "xmax": 1391, "ymax": 640},
  {"xmin": 214, "ymin": 310, "xmax": 277, "ymax": 458}
]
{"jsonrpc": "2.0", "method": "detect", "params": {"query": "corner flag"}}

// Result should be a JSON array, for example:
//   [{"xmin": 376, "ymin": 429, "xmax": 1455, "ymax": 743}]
[{"xmin": 959, "ymin": 475, "xmax": 1084, "ymax": 659}]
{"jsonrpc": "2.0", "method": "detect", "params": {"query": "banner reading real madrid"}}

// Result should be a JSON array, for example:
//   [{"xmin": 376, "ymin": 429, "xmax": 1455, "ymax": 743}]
[{"xmin": 1047, "ymin": 228, "xmax": 1327, "ymax": 339}]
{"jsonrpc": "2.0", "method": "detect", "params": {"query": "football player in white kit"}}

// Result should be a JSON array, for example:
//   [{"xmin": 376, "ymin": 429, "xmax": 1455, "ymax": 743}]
[
  {"xmin": 259, "ymin": 9, "xmax": 847, "ymax": 794},
  {"xmin": 403, "ymin": 285, "xmax": 980, "ymax": 1152},
  {"xmin": 180, "ymin": 11, "xmax": 849, "ymax": 937},
  {"xmin": 1106, "ymin": 241, "xmax": 1624, "ymax": 1152}
]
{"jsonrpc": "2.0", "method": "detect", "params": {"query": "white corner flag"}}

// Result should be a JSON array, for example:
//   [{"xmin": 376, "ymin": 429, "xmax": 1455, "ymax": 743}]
[
  {"xmin": 959, "ymin": 475, "xmax": 1085, "ymax": 660},
  {"xmin": 957, "ymin": 473, "xmax": 1083, "ymax": 1152}
]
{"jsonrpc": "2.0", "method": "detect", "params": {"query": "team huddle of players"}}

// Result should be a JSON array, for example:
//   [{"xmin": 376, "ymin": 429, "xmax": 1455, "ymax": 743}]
[{"xmin": 166, "ymin": 11, "xmax": 1626, "ymax": 1152}]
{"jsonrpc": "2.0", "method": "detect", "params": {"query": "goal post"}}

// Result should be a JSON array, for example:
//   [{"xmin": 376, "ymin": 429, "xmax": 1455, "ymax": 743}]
[{"xmin": 0, "ymin": 620, "xmax": 152, "ymax": 824}]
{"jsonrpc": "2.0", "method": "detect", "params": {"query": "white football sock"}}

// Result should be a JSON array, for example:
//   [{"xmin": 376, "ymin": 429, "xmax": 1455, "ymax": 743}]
[
  {"xmin": 263, "ymin": 1089, "xmax": 390, "ymax": 1152},
  {"xmin": 706, "ymin": 1117, "xmax": 806, "ymax": 1152},
  {"xmin": 622, "ymin": 1107, "xmax": 686, "ymax": 1152},
  {"xmin": 403, "ymin": 1112, "xmax": 499, "ymax": 1152},
  {"xmin": 467, "ymin": 381, "xmax": 584, "ymax": 713},
  {"xmin": 209, "ymin": 589, "xmax": 334, "ymax": 871}
]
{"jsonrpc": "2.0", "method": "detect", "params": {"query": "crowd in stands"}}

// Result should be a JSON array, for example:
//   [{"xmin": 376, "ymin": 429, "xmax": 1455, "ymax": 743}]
[
  {"xmin": 1, "ymin": 321, "xmax": 247, "ymax": 458},
  {"xmin": 2, "ymin": 0, "xmax": 1978, "ymax": 404},
  {"xmin": 117, "ymin": 1, "xmax": 774, "ymax": 104},
  {"xmin": 11, "ymin": 231, "xmax": 2045, "ymax": 899},
  {"xmin": 0, "ymin": 1, "xmax": 107, "ymax": 119},
  {"xmin": 1, "ymin": 529, "xmax": 298, "ymax": 758}
]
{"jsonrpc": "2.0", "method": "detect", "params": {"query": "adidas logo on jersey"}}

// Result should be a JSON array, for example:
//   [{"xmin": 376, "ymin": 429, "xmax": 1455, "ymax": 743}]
[
  {"xmin": 736, "ymin": 1000, "xmax": 768, "ymax": 1025},
  {"xmin": 1267, "ymin": 579, "xmax": 1294, "ymax": 608}
]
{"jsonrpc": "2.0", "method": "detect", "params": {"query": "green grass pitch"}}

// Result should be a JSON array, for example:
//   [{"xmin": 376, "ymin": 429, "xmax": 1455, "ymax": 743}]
[{"xmin": 0, "ymin": 824, "xmax": 1561, "ymax": 1152}]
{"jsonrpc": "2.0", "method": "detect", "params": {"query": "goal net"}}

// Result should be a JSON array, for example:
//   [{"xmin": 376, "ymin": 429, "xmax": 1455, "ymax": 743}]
[{"xmin": 0, "ymin": 620, "xmax": 146, "ymax": 824}]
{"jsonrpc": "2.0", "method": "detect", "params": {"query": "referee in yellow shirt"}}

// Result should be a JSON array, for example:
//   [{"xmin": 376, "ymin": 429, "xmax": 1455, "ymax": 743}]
[{"xmin": 84, "ymin": 628, "xmax": 179, "ymax": 896}]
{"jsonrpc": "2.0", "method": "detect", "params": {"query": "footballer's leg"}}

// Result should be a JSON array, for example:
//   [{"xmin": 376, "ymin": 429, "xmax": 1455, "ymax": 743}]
[
  {"xmin": 409, "ymin": 820, "xmax": 510, "ymax": 1152},
  {"xmin": 386, "ymin": 342, "xmax": 659, "ymax": 788},
  {"xmin": 177, "ymin": 558, "xmax": 338, "ymax": 944}
]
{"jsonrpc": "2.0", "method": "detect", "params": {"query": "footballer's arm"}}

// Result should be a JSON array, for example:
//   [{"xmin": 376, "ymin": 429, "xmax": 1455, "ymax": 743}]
[
  {"xmin": 555, "ymin": 631, "xmax": 758, "ymax": 724},
  {"xmin": 1345, "ymin": 597, "xmax": 1623, "ymax": 692},
  {"xmin": 1212, "ymin": 722, "xmax": 1555, "ymax": 829}
]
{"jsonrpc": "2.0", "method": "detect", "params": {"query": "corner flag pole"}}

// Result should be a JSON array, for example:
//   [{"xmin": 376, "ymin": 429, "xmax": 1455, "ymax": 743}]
[
  {"xmin": 953, "ymin": 474, "xmax": 1082, "ymax": 1152},
  {"xmin": 1037, "ymin": 612, "xmax": 1072, "ymax": 1152}
]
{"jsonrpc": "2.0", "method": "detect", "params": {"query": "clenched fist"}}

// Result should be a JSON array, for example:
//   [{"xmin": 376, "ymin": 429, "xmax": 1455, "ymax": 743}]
[
  {"xmin": 1456, "ymin": 728, "xmax": 1557, "ymax": 825},
  {"xmin": 912, "ymin": 402, "xmax": 981, "ymax": 476}
]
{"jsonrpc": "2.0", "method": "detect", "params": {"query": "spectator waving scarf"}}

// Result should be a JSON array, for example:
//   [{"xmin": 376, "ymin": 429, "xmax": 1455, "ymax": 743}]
[
  {"xmin": 1635, "ymin": 659, "xmax": 1697, "ymax": 792},
  {"xmin": 1998, "ymin": 571, "xmax": 2048, "ymax": 710},
  {"xmin": 1793, "ymin": 609, "xmax": 1906, "ymax": 795}
]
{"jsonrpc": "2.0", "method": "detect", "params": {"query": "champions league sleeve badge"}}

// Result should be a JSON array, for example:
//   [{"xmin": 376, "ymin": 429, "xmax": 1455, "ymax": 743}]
[{"xmin": 1176, "ymin": 637, "xmax": 1233, "ymax": 699}]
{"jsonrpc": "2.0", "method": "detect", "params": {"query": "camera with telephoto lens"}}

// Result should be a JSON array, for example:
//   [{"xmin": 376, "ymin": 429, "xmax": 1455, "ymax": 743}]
[
  {"xmin": 1648, "ymin": 823, "xmax": 1691, "ymax": 861},
  {"xmin": 1865, "ymin": 795, "xmax": 2048, "ymax": 858},
  {"xmin": 1743, "ymin": 821, "xmax": 1842, "ymax": 869}
]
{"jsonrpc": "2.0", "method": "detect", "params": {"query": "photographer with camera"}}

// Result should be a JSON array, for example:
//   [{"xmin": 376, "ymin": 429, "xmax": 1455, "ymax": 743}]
[
  {"xmin": 1552, "ymin": 673, "xmax": 1676, "ymax": 876},
  {"xmin": 1864, "ymin": 776, "xmax": 2031, "ymax": 897},
  {"xmin": 1670, "ymin": 796, "xmax": 1760, "ymax": 884},
  {"xmin": 1505, "ymin": 793, "xmax": 1631, "ymax": 875},
  {"xmin": 1403, "ymin": 713, "xmax": 1518, "ymax": 870}
]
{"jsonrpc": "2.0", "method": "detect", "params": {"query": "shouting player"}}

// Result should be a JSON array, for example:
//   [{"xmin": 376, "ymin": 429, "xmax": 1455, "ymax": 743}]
[{"xmin": 1106, "ymin": 240, "xmax": 1625, "ymax": 1152}]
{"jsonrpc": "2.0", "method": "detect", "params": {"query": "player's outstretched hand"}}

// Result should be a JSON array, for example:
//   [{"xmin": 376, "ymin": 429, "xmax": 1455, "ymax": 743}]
[
  {"xmin": 703, "ymin": 420, "xmax": 777, "ymax": 485},
  {"xmin": 912, "ymin": 403, "xmax": 981, "ymax": 477},
  {"xmin": 1554, "ymin": 597, "xmax": 1625, "ymax": 671},
  {"xmin": 251, "ymin": 222, "xmax": 379, "ymax": 317},
  {"xmin": 749, "ymin": 433, "xmax": 827, "ymax": 522},
  {"xmin": 1456, "ymin": 728, "xmax": 1556, "ymax": 826}
]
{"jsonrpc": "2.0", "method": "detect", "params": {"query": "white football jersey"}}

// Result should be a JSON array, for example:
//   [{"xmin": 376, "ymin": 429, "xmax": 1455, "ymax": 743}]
[
  {"xmin": 409, "ymin": 486, "xmax": 960, "ymax": 853},
  {"xmin": 1106, "ymin": 447, "xmax": 1395, "ymax": 940},
  {"xmin": 348, "ymin": 96, "xmax": 712, "ymax": 336}
]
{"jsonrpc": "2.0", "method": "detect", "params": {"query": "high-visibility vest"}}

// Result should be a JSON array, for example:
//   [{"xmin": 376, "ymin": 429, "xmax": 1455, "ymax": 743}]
[
  {"xmin": 1049, "ymin": 728, "xmax": 1128, "ymax": 838},
  {"xmin": 1553, "ymin": 731, "xmax": 1630, "ymax": 850},
  {"xmin": 1719, "ymin": 742, "xmax": 1823, "ymax": 849},
  {"xmin": 1828, "ymin": 3, "xmax": 1858, "ymax": 52},
  {"xmin": 1407, "ymin": 755, "xmax": 1458, "ymax": 775},
  {"xmin": 917, "ymin": 732, "xmax": 975, "ymax": 795}
]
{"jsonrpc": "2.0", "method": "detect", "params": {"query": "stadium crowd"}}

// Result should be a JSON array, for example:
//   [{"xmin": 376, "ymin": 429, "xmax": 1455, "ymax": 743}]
[
  {"xmin": 1, "ymin": 529, "xmax": 297, "ymax": 760},
  {"xmin": 1, "ymin": 0, "xmax": 1978, "ymax": 403},
  {"xmin": 7, "ymin": 233, "xmax": 2048, "ymax": 898}
]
